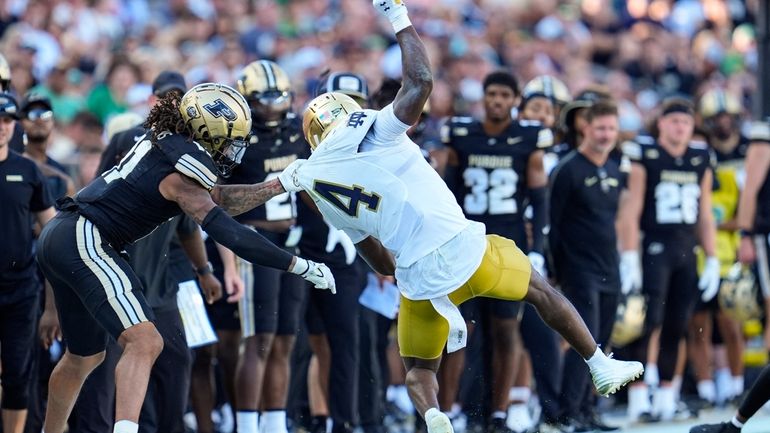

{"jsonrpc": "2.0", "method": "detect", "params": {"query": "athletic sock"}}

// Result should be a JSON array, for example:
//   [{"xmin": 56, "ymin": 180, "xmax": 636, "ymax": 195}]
[
  {"xmin": 260, "ymin": 410, "xmax": 287, "ymax": 433},
  {"xmin": 113, "ymin": 420, "xmax": 139, "ymax": 433},
  {"xmin": 731, "ymin": 416, "xmax": 744, "ymax": 429},
  {"xmin": 236, "ymin": 410, "xmax": 259, "ymax": 433}
]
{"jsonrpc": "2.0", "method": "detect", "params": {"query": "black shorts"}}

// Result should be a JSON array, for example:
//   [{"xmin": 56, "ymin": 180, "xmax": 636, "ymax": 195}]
[
  {"xmin": 238, "ymin": 229, "xmax": 306, "ymax": 336},
  {"xmin": 36, "ymin": 212, "xmax": 154, "ymax": 356},
  {"xmin": 0, "ymin": 289, "xmax": 39, "ymax": 409}
]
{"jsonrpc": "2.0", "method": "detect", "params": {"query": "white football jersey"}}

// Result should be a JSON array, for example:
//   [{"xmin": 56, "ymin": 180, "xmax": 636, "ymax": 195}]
[{"xmin": 294, "ymin": 105, "xmax": 485, "ymax": 298}]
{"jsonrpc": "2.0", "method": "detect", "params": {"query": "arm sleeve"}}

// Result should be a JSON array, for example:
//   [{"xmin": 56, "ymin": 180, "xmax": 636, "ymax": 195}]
[
  {"xmin": 176, "ymin": 214, "xmax": 199, "ymax": 237},
  {"xmin": 201, "ymin": 207, "xmax": 294, "ymax": 271},
  {"xmin": 371, "ymin": 104, "xmax": 411, "ymax": 145}
]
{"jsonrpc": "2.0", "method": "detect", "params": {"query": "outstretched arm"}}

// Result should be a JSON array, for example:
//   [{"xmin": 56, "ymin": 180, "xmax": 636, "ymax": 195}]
[
  {"xmin": 210, "ymin": 178, "xmax": 285, "ymax": 216},
  {"xmin": 374, "ymin": 0, "xmax": 433, "ymax": 126}
]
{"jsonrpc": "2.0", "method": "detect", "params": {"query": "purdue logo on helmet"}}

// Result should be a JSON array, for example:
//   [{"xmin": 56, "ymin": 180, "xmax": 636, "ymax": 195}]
[
  {"xmin": 236, "ymin": 60, "xmax": 292, "ymax": 129},
  {"xmin": 0, "ymin": 54, "xmax": 10, "ymax": 91},
  {"xmin": 302, "ymin": 92, "xmax": 362, "ymax": 150},
  {"xmin": 610, "ymin": 293, "xmax": 647, "ymax": 348},
  {"xmin": 718, "ymin": 263, "xmax": 762, "ymax": 322},
  {"xmin": 180, "ymin": 83, "xmax": 252, "ymax": 177}
]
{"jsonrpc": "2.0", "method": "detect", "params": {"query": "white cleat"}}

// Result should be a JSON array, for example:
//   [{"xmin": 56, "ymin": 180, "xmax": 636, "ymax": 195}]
[
  {"xmin": 590, "ymin": 354, "xmax": 644, "ymax": 397},
  {"xmin": 425, "ymin": 408, "xmax": 454, "ymax": 433}
]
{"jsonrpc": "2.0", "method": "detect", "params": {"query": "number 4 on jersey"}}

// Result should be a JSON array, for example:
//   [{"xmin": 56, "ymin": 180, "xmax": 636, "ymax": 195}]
[{"xmin": 313, "ymin": 180, "xmax": 381, "ymax": 217}]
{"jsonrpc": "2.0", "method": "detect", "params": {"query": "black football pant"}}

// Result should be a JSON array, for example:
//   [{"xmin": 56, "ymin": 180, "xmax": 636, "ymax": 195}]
[
  {"xmin": 558, "ymin": 282, "xmax": 619, "ymax": 420},
  {"xmin": 738, "ymin": 363, "xmax": 770, "ymax": 420}
]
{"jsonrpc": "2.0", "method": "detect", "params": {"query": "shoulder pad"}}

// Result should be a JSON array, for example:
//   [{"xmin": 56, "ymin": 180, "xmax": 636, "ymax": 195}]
[
  {"xmin": 442, "ymin": 117, "xmax": 477, "ymax": 143},
  {"xmin": 688, "ymin": 140, "xmax": 708, "ymax": 150},
  {"xmin": 621, "ymin": 140, "xmax": 643, "ymax": 161},
  {"xmin": 161, "ymin": 133, "xmax": 219, "ymax": 191},
  {"xmin": 749, "ymin": 120, "xmax": 770, "ymax": 143}
]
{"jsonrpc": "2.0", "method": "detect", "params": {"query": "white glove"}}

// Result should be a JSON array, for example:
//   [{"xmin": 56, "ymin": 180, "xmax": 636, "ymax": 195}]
[
  {"xmin": 373, "ymin": 0, "xmax": 411, "ymax": 33},
  {"xmin": 325, "ymin": 221, "xmax": 357, "ymax": 265},
  {"xmin": 528, "ymin": 252, "xmax": 547, "ymax": 278},
  {"xmin": 290, "ymin": 257, "xmax": 336, "ymax": 294},
  {"xmin": 698, "ymin": 256, "xmax": 721, "ymax": 302},
  {"xmin": 278, "ymin": 159, "xmax": 306, "ymax": 193},
  {"xmin": 619, "ymin": 250, "xmax": 642, "ymax": 295}
]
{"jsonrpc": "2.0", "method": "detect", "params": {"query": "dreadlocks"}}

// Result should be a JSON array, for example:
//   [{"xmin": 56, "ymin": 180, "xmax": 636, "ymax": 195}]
[{"xmin": 144, "ymin": 91, "xmax": 187, "ymax": 143}]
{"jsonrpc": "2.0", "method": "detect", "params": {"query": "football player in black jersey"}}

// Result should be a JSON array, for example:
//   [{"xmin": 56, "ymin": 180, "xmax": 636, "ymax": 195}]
[
  {"xmin": 617, "ymin": 98, "xmax": 720, "ymax": 421},
  {"xmin": 688, "ymin": 89, "xmax": 749, "ymax": 406},
  {"xmin": 438, "ymin": 71, "xmax": 552, "ymax": 432},
  {"xmin": 227, "ymin": 60, "xmax": 310, "ymax": 433},
  {"xmin": 689, "ymin": 118, "xmax": 770, "ymax": 433},
  {"xmin": 35, "ymin": 83, "xmax": 336, "ymax": 433}
]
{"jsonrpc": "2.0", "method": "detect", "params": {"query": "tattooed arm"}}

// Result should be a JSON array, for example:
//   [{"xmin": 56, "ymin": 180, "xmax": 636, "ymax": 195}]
[
  {"xmin": 391, "ymin": 26, "xmax": 433, "ymax": 126},
  {"xmin": 209, "ymin": 178, "xmax": 286, "ymax": 216}
]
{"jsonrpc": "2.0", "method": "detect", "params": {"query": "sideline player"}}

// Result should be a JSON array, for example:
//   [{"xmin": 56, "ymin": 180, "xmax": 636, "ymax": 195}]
[
  {"xmin": 251, "ymin": 2, "xmax": 643, "ymax": 432},
  {"xmin": 35, "ymin": 83, "xmax": 335, "ymax": 433}
]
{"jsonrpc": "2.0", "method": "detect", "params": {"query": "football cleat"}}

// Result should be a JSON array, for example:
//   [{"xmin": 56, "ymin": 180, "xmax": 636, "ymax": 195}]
[
  {"xmin": 425, "ymin": 409, "xmax": 454, "ymax": 433},
  {"xmin": 589, "ymin": 354, "xmax": 644, "ymax": 397}
]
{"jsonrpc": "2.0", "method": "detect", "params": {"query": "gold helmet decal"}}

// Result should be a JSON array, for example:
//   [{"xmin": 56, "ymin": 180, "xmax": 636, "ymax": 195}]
[
  {"xmin": 718, "ymin": 263, "xmax": 762, "ymax": 322},
  {"xmin": 237, "ymin": 60, "xmax": 292, "ymax": 129},
  {"xmin": 180, "ymin": 83, "xmax": 252, "ymax": 177},
  {"xmin": 302, "ymin": 92, "xmax": 362, "ymax": 150},
  {"xmin": 699, "ymin": 89, "xmax": 742, "ymax": 118},
  {"xmin": 0, "ymin": 53, "xmax": 10, "ymax": 90},
  {"xmin": 610, "ymin": 293, "xmax": 647, "ymax": 347}
]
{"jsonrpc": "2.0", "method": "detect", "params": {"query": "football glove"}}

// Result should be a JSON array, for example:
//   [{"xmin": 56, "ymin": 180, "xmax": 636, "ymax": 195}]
[
  {"xmin": 373, "ymin": 0, "xmax": 411, "ymax": 33},
  {"xmin": 290, "ymin": 257, "xmax": 336, "ymax": 294},
  {"xmin": 278, "ymin": 159, "xmax": 305, "ymax": 193},
  {"xmin": 619, "ymin": 250, "xmax": 642, "ymax": 295},
  {"xmin": 698, "ymin": 256, "xmax": 720, "ymax": 302}
]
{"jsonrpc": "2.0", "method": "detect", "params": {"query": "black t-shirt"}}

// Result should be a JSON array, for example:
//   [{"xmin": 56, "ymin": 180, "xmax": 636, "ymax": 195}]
[
  {"xmin": 125, "ymin": 214, "xmax": 197, "ymax": 311},
  {"xmin": 441, "ymin": 117, "xmax": 552, "ymax": 242},
  {"xmin": 75, "ymin": 132, "xmax": 218, "ymax": 249},
  {"xmin": 548, "ymin": 150, "xmax": 627, "ymax": 289},
  {"xmin": 0, "ymin": 150, "xmax": 52, "ymax": 300},
  {"xmin": 225, "ymin": 115, "xmax": 309, "ymax": 224},
  {"xmin": 623, "ymin": 136, "xmax": 713, "ymax": 239},
  {"xmin": 9, "ymin": 122, "xmax": 25, "ymax": 154}
]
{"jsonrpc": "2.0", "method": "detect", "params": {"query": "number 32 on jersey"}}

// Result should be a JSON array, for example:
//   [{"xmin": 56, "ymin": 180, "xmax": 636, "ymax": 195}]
[{"xmin": 463, "ymin": 167, "xmax": 518, "ymax": 215}]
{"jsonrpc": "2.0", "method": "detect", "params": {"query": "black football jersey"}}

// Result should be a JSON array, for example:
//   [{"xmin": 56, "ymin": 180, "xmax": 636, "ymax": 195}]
[
  {"xmin": 623, "ymin": 136, "xmax": 714, "ymax": 235},
  {"xmin": 75, "ymin": 131, "xmax": 218, "ymax": 249},
  {"xmin": 226, "ymin": 115, "xmax": 310, "ymax": 223},
  {"xmin": 441, "ymin": 117, "xmax": 551, "ymax": 239}
]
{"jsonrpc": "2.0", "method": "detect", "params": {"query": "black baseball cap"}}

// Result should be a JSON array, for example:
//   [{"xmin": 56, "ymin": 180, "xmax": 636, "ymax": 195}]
[
  {"xmin": 152, "ymin": 71, "xmax": 187, "ymax": 96},
  {"xmin": 20, "ymin": 93, "xmax": 53, "ymax": 115},
  {"xmin": 0, "ymin": 92, "xmax": 19, "ymax": 119}
]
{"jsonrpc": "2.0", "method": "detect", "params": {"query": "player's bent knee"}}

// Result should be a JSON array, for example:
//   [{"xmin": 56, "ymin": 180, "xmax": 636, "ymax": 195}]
[
  {"xmin": 119, "ymin": 322, "xmax": 164, "ymax": 358},
  {"xmin": 60, "ymin": 350, "xmax": 106, "ymax": 376}
]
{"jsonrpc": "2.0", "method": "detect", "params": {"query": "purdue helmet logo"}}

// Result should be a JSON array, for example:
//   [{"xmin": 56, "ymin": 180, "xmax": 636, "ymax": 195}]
[{"xmin": 203, "ymin": 99, "xmax": 237, "ymax": 121}]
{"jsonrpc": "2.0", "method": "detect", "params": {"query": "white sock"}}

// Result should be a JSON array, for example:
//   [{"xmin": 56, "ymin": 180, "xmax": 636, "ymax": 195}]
[
  {"xmin": 585, "ymin": 347, "xmax": 606, "ymax": 369},
  {"xmin": 236, "ymin": 410, "xmax": 259, "ymax": 433},
  {"xmin": 733, "ymin": 376, "xmax": 745, "ymax": 396},
  {"xmin": 260, "ymin": 410, "xmax": 287, "ymax": 433},
  {"xmin": 716, "ymin": 368, "xmax": 733, "ymax": 403},
  {"xmin": 509, "ymin": 386, "xmax": 531, "ymax": 403},
  {"xmin": 628, "ymin": 385, "xmax": 651, "ymax": 420},
  {"xmin": 492, "ymin": 410, "xmax": 507, "ymax": 419},
  {"xmin": 652, "ymin": 386, "xmax": 676, "ymax": 421},
  {"xmin": 672, "ymin": 375, "xmax": 683, "ymax": 402},
  {"xmin": 697, "ymin": 380, "xmax": 717, "ymax": 403},
  {"xmin": 731, "ymin": 416, "xmax": 744, "ymax": 428},
  {"xmin": 644, "ymin": 363, "xmax": 659, "ymax": 388},
  {"xmin": 113, "ymin": 420, "xmax": 139, "ymax": 433}
]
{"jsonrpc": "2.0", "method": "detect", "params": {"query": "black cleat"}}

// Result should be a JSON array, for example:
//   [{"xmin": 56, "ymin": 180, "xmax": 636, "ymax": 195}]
[
  {"xmin": 488, "ymin": 417, "xmax": 516, "ymax": 433},
  {"xmin": 690, "ymin": 422, "xmax": 741, "ymax": 433}
]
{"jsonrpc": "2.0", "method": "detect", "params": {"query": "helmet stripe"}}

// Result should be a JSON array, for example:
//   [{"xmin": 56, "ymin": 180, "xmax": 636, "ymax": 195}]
[{"xmin": 260, "ymin": 60, "xmax": 276, "ymax": 89}]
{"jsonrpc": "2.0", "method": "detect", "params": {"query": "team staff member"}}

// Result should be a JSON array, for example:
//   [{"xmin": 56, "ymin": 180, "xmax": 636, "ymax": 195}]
[
  {"xmin": 438, "ymin": 70, "xmax": 552, "ymax": 432},
  {"xmin": 230, "ymin": 60, "xmax": 310, "ymax": 433},
  {"xmin": 275, "ymin": 2, "xmax": 642, "ymax": 432},
  {"xmin": 689, "ymin": 119, "xmax": 770, "ymax": 433},
  {"xmin": 618, "ymin": 98, "xmax": 720, "ymax": 421},
  {"xmin": 35, "ymin": 83, "xmax": 335, "ymax": 433},
  {"xmin": 549, "ymin": 100, "xmax": 626, "ymax": 430},
  {"xmin": 0, "ymin": 92, "xmax": 55, "ymax": 433}
]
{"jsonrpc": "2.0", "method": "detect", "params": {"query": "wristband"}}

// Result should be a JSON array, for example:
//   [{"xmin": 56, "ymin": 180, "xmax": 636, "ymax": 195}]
[
  {"xmin": 740, "ymin": 229, "xmax": 754, "ymax": 238},
  {"xmin": 196, "ymin": 261, "xmax": 214, "ymax": 276},
  {"xmin": 392, "ymin": 14, "xmax": 412, "ymax": 33}
]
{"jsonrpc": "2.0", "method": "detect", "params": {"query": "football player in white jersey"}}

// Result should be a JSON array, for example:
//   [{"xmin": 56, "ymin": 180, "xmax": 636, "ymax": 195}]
[{"xmin": 245, "ymin": 1, "xmax": 643, "ymax": 432}]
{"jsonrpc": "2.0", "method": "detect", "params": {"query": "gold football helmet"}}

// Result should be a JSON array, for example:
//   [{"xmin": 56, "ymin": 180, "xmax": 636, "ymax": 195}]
[
  {"xmin": 0, "ymin": 53, "xmax": 10, "ymax": 91},
  {"xmin": 236, "ymin": 60, "xmax": 292, "ymax": 129},
  {"xmin": 610, "ymin": 293, "xmax": 647, "ymax": 348},
  {"xmin": 180, "ymin": 83, "xmax": 252, "ymax": 177},
  {"xmin": 699, "ymin": 89, "xmax": 742, "ymax": 119},
  {"xmin": 718, "ymin": 263, "xmax": 762, "ymax": 322},
  {"xmin": 522, "ymin": 75, "xmax": 571, "ymax": 106},
  {"xmin": 302, "ymin": 92, "xmax": 362, "ymax": 150}
]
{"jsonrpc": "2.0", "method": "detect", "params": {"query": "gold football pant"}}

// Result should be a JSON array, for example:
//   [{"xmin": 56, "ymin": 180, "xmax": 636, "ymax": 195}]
[{"xmin": 398, "ymin": 234, "xmax": 531, "ymax": 360}]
